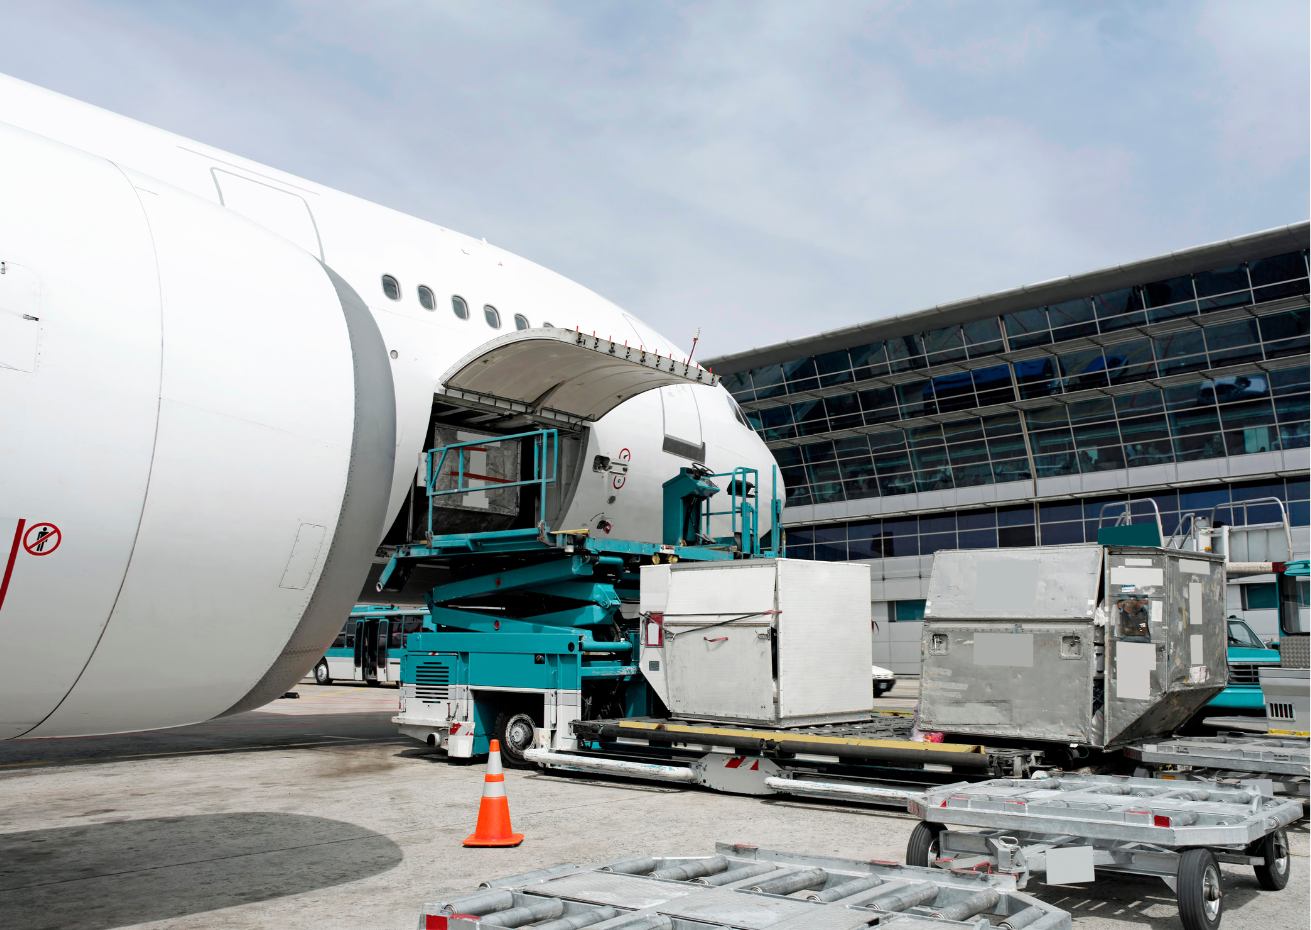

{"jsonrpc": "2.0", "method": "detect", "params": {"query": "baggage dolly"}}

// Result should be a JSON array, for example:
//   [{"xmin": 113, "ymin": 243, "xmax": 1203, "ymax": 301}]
[
  {"xmin": 907, "ymin": 772, "xmax": 1302, "ymax": 930},
  {"xmin": 419, "ymin": 843, "xmax": 1071, "ymax": 929},
  {"xmin": 1125, "ymin": 733, "xmax": 1310, "ymax": 800}
]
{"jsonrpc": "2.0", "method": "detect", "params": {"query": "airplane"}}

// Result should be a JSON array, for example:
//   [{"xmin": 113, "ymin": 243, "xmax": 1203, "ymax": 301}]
[{"xmin": 0, "ymin": 73, "xmax": 777, "ymax": 740}]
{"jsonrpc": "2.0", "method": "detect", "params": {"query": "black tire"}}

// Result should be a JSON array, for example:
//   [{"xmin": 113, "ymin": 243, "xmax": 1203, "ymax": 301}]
[
  {"xmin": 876, "ymin": 681, "xmax": 894, "ymax": 696},
  {"xmin": 1250, "ymin": 829, "xmax": 1291, "ymax": 891},
  {"xmin": 495, "ymin": 711, "xmax": 538, "ymax": 768},
  {"xmin": 364, "ymin": 671, "xmax": 381, "ymax": 687},
  {"xmin": 906, "ymin": 822, "xmax": 944, "ymax": 867},
  {"xmin": 313, "ymin": 660, "xmax": 331, "ymax": 685},
  {"xmin": 1176, "ymin": 848, "xmax": 1223, "ymax": 930}
]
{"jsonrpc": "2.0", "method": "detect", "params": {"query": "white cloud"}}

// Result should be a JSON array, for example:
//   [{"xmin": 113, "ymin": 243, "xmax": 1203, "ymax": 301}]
[
  {"xmin": 0, "ymin": 0, "xmax": 1304, "ymax": 355},
  {"xmin": 1196, "ymin": 0, "xmax": 1310, "ymax": 174}
]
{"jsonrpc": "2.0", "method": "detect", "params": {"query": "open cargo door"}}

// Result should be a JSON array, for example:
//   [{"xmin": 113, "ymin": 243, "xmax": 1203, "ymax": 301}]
[{"xmin": 436, "ymin": 329, "xmax": 718, "ymax": 430}]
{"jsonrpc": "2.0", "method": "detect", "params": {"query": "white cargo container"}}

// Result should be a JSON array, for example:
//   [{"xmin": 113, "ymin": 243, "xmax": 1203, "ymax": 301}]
[{"xmin": 638, "ymin": 559, "xmax": 873, "ymax": 727}]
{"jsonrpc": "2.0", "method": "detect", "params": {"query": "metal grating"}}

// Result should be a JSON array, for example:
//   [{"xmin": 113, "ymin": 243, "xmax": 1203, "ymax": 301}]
[
  {"xmin": 1228, "ymin": 662, "xmax": 1272, "ymax": 685},
  {"xmin": 415, "ymin": 661, "xmax": 450, "ymax": 702}
]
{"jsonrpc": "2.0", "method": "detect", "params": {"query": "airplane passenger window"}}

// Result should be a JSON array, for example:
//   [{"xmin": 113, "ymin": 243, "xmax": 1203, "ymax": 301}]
[
  {"xmin": 452, "ymin": 295, "xmax": 469, "ymax": 320},
  {"xmin": 381, "ymin": 274, "xmax": 401, "ymax": 301},
  {"xmin": 484, "ymin": 304, "xmax": 501, "ymax": 329},
  {"xmin": 418, "ymin": 285, "xmax": 435, "ymax": 310},
  {"xmin": 514, "ymin": 313, "xmax": 530, "ymax": 331}
]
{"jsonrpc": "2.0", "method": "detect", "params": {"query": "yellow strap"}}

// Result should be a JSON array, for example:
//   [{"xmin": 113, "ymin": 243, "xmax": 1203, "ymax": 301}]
[{"xmin": 611, "ymin": 720, "xmax": 982, "ymax": 754}]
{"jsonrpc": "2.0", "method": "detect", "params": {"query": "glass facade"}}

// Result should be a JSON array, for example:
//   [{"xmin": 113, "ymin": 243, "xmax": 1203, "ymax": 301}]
[
  {"xmin": 783, "ymin": 477, "xmax": 1310, "ymax": 562},
  {"xmin": 721, "ymin": 251, "xmax": 1309, "ymax": 508}
]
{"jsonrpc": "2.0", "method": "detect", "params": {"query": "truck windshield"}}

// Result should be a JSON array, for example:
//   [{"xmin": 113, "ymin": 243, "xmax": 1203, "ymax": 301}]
[{"xmin": 1226, "ymin": 619, "xmax": 1265, "ymax": 649}]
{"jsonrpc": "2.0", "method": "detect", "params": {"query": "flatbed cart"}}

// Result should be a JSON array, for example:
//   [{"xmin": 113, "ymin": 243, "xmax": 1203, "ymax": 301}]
[
  {"xmin": 906, "ymin": 772, "xmax": 1303, "ymax": 930},
  {"xmin": 1125, "ymin": 733, "xmax": 1310, "ymax": 800},
  {"xmin": 418, "ymin": 843, "xmax": 1071, "ymax": 930}
]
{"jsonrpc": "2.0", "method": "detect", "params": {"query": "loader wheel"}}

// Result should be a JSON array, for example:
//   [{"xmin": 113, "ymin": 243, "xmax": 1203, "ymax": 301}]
[
  {"xmin": 906, "ymin": 822, "xmax": 944, "ymax": 868},
  {"xmin": 495, "ymin": 711, "xmax": 538, "ymax": 769},
  {"xmin": 1176, "ymin": 848, "xmax": 1222, "ymax": 930},
  {"xmin": 1250, "ymin": 829, "xmax": 1290, "ymax": 890}
]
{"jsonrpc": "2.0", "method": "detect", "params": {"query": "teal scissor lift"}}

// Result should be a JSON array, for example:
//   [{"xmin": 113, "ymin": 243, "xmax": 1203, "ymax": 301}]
[{"xmin": 381, "ymin": 428, "xmax": 783, "ymax": 762}]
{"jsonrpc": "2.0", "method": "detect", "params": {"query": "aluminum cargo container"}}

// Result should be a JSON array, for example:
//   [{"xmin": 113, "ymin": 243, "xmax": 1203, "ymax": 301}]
[
  {"xmin": 918, "ymin": 545, "xmax": 1226, "ymax": 748},
  {"xmin": 639, "ymin": 559, "xmax": 873, "ymax": 727}
]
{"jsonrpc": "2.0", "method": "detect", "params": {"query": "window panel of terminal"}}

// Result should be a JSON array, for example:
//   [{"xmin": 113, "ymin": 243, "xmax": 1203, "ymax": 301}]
[
  {"xmin": 780, "ymin": 476, "xmax": 1309, "ymax": 562},
  {"xmin": 732, "ymin": 250, "xmax": 1307, "ymax": 507}
]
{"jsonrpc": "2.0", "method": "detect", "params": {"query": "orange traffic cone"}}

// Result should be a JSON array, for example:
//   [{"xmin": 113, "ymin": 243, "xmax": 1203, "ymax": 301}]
[{"xmin": 463, "ymin": 739, "xmax": 524, "ymax": 847}]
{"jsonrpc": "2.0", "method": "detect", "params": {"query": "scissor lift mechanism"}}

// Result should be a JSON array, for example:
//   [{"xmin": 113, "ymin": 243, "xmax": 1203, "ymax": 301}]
[{"xmin": 907, "ymin": 772, "xmax": 1301, "ymax": 930}]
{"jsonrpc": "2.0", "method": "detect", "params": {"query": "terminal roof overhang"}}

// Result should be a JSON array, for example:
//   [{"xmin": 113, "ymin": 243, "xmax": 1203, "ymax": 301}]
[{"xmin": 703, "ymin": 222, "xmax": 1310, "ymax": 374}]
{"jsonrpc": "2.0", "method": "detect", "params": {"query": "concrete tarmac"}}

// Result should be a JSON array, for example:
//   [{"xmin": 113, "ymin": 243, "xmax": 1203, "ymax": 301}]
[{"xmin": 0, "ymin": 680, "xmax": 1304, "ymax": 930}]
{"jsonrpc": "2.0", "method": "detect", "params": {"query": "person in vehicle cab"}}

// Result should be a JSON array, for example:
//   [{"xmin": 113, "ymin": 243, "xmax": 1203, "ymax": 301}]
[{"xmin": 1118, "ymin": 595, "xmax": 1152, "ymax": 642}]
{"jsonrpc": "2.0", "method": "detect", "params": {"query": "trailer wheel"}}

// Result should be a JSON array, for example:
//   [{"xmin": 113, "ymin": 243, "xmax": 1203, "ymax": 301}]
[
  {"xmin": 906, "ymin": 822, "xmax": 944, "ymax": 868},
  {"xmin": 1249, "ymin": 829, "xmax": 1290, "ymax": 891},
  {"xmin": 495, "ymin": 711, "xmax": 538, "ymax": 769},
  {"xmin": 1176, "ymin": 848, "xmax": 1222, "ymax": 930},
  {"xmin": 313, "ymin": 660, "xmax": 331, "ymax": 685}
]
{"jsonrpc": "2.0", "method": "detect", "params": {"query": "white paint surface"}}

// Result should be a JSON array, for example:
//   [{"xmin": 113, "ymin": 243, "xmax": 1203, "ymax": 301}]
[
  {"xmin": 1110, "ymin": 566, "xmax": 1164, "ymax": 588},
  {"xmin": 1115, "ymin": 641, "xmax": 1156, "ymax": 701},
  {"xmin": 1046, "ymin": 845, "xmax": 1096, "ymax": 885},
  {"xmin": 279, "ymin": 524, "xmax": 327, "ymax": 590},
  {"xmin": 973, "ymin": 632, "xmax": 1035, "ymax": 667},
  {"xmin": 213, "ymin": 169, "xmax": 321, "ymax": 259}
]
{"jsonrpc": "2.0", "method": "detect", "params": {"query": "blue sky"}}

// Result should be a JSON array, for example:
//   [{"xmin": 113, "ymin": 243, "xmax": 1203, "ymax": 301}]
[{"xmin": 2, "ymin": 1, "xmax": 1306, "ymax": 357}]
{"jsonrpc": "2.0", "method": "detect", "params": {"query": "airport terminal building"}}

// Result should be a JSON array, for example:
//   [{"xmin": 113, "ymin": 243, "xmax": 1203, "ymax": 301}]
[{"xmin": 705, "ymin": 224, "xmax": 1310, "ymax": 673}]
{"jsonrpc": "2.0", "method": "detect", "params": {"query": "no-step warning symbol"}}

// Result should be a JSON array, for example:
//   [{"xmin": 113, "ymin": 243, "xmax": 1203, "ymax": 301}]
[
  {"xmin": 23, "ymin": 522, "xmax": 61, "ymax": 556},
  {"xmin": 0, "ymin": 519, "xmax": 64, "ymax": 614}
]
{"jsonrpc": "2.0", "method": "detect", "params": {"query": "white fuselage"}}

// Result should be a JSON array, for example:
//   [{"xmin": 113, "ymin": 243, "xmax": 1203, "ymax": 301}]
[{"xmin": 0, "ymin": 73, "xmax": 775, "ymax": 739}]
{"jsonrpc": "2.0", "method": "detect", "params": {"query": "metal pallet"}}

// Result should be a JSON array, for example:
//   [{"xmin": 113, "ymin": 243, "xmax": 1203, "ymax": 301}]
[
  {"xmin": 908, "ymin": 772, "xmax": 1302, "ymax": 930},
  {"xmin": 1125, "ymin": 733, "xmax": 1310, "ymax": 799},
  {"xmin": 418, "ymin": 843, "xmax": 1070, "ymax": 930}
]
